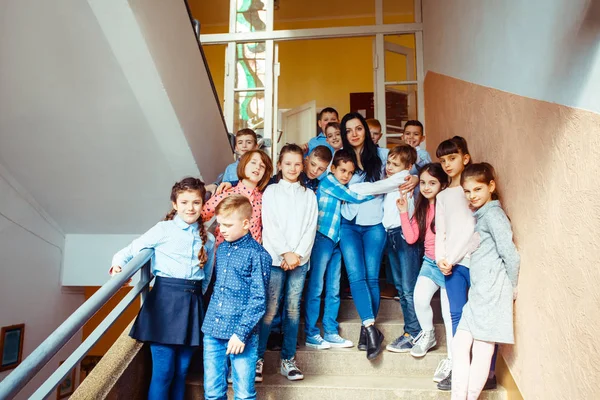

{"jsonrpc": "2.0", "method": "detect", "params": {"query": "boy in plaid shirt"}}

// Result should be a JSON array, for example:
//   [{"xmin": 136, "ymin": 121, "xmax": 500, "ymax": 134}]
[{"xmin": 304, "ymin": 149, "xmax": 374, "ymax": 349}]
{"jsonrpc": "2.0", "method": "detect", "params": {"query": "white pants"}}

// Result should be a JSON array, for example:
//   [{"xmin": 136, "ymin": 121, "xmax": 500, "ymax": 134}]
[
  {"xmin": 451, "ymin": 329, "xmax": 495, "ymax": 400},
  {"xmin": 413, "ymin": 275, "xmax": 453, "ymax": 358}
]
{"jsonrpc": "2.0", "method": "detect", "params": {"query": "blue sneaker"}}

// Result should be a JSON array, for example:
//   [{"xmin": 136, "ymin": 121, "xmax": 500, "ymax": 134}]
[
  {"xmin": 305, "ymin": 334, "xmax": 331, "ymax": 350},
  {"xmin": 386, "ymin": 333, "xmax": 414, "ymax": 353},
  {"xmin": 324, "ymin": 333, "xmax": 353, "ymax": 348}
]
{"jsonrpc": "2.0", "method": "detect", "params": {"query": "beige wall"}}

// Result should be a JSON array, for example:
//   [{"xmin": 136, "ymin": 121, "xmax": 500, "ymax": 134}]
[{"xmin": 424, "ymin": 71, "xmax": 600, "ymax": 400}]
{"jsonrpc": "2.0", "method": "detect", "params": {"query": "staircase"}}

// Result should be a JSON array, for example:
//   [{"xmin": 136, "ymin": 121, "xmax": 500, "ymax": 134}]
[{"xmin": 185, "ymin": 298, "xmax": 507, "ymax": 399}]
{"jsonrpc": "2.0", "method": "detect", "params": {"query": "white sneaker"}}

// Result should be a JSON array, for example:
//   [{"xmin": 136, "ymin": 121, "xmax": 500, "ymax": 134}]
[
  {"xmin": 255, "ymin": 358, "xmax": 264, "ymax": 383},
  {"xmin": 323, "ymin": 333, "xmax": 354, "ymax": 348},
  {"xmin": 305, "ymin": 334, "xmax": 331, "ymax": 350},
  {"xmin": 433, "ymin": 357, "xmax": 452, "ymax": 383},
  {"xmin": 410, "ymin": 330, "xmax": 437, "ymax": 358},
  {"xmin": 280, "ymin": 357, "xmax": 304, "ymax": 381}
]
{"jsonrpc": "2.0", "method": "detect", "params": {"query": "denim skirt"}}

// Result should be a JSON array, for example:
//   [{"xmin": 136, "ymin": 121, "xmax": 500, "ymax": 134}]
[
  {"xmin": 129, "ymin": 276, "xmax": 204, "ymax": 346},
  {"xmin": 419, "ymin": 256, "xmax": 445, "ymax": 288}
]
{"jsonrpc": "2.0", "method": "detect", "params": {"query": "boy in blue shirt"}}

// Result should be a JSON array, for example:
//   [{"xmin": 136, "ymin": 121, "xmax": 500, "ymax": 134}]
[
  {"xmin": 306, "ymin": 107, "xmax": 339, "ymax": 155},
  {"xmin": 206, "ymin": 129, "xmax": 259, "ymax": 193},
  {"xmin": 304, "ymin": 149, "xmax": 374, "ymax": 350},
  {"xmin": 202, "ymin": 195, "xmax": 272, "ymax": 399}
]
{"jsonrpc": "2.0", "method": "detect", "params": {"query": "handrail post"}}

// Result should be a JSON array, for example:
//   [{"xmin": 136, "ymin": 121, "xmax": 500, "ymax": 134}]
[{"xmin": 140, "ymin": 261, "xmax": 151, "ymax": 304}]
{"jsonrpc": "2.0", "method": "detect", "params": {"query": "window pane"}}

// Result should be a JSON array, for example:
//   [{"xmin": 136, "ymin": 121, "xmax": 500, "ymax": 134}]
[
  {"xmin": 236, "ymin": 0, "xmax": 267, "ymax": 32},
  {"xmin": 384, "ymin": 35, "xmax": 417, "ymax": 83},
  {"xmin": 235, "ymin": 43, "xmax": 266, "ymax": 89},
  {"xmin": 385, "ymin": 84, "xmax": 418, "ymax": 142},
  {"xmin": 383, "ymin": 0, "xmax": 415, "ymax": 24},
  {"xmin": 234, "ymin": 91, "xmax": 265, "ymax": 134}
]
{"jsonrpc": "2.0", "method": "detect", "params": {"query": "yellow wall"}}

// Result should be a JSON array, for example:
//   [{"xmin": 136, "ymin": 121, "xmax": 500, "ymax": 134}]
[{"xmin": 199, "ymin": 15, "xmax": 415, "ymax": 115}]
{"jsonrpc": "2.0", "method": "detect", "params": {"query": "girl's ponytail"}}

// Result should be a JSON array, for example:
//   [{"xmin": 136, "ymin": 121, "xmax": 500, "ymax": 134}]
[
  {"xmin": 164, "ymin": 209, "xmax": 177, "ymax": 221},
  {"xmin": 197, "ymin": 221, "xmax": 209, "ymax": 268}
]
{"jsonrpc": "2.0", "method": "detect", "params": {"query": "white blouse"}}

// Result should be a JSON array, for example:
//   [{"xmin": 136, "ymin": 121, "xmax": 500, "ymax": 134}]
[{"xmin": 261, "ymin": 179, "xmax": 318, "ymax": 267}]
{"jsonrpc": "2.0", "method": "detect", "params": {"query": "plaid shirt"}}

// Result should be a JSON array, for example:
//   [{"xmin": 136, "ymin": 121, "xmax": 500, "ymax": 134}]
[{"xmin": 317, "ymin": 173, "xmax": 374, "ymax": 243}]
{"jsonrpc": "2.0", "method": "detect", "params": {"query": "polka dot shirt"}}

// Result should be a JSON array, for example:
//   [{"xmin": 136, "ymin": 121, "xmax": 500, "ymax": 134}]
[{"xmin": 201, "ymin": 181, "xmax": 263, "ymax": 247}]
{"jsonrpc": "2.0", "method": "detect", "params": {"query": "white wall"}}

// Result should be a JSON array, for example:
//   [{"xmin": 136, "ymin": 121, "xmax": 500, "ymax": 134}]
[
  {"xmin": 0, "ymin": 166, "xmax": 84, "ymax": 399},
  {"xmin": 423, "ymin": 0, "xmax": 600, "ymax": 113}
]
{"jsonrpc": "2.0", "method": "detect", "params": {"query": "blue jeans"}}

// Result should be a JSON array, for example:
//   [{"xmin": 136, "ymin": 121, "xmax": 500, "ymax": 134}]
[
  {"xmin": 305, "ymin": 232, "xmax": 342, "ymax": 337},
  {"xmin": 339, "ymin": 220, "xmax": 387, "ymax": 325},
  {"xmin": 148, "ymin": 343, "xmax": 195, "ymax": 400},
  {"xmin": 203, "ymin": 334, "xmax": 258, "ymax": 400},
  {"xmin": 444, "ymin": 264, "xmax": 471, "ymax": 336},
  {"xmin": 387, "ymin": 227, "xmax": 423, "ymax": 337},
  {"xmin": 258, "ymin": 264, "xmax": 308, "ymax": 359}
]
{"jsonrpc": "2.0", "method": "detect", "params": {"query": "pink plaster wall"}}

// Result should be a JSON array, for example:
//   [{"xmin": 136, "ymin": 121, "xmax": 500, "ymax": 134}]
[{"xmin": 424, "ymin": 72, "xmax": 600, "ymax": 400}]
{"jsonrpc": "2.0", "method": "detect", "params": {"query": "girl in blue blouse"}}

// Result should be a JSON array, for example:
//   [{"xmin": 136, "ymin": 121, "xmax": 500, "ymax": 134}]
[{"xmin": 110, "ymin": 177, "xmax": 215, "ymax": 400}]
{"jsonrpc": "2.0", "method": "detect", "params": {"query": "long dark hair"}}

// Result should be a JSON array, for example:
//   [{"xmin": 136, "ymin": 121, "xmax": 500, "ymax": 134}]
[
  {"xmin": 413, "ymin": 163, "xmax": 448, "ymax": 242},
  {"xmin": 164, "ymin": 177, "xmax": 209, "ymax": 267},
  {"xmin": 340, "ymin": 112, "xmax": 383, "ymax": 182}
]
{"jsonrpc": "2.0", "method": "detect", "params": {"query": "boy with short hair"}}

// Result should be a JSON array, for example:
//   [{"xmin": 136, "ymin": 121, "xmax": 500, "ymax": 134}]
[
  {"xmin": 304, "ymin": 149, "xmax": 374, "ymax": 350},
  {"xmin": 307, "ymin": 107, "xmax": 339, "ymax": 154},
  {"xmin": 366, "ymin": 118, "xmax": 383, "ymax": 145},
  {"xmin": 207, "ymin": 129, "xmax": 259, "ymax": 193},
  {"xmin": 350, "ymin": 145, "xmax": 424, "ymax": 353},
  {"xmin": 324, "ymin": 122, "xmax": 343, "ymax": 151},
  {"xmin": 202, "ymin": 195, "xmax": 272, "ymax": 399},
  {"xmin": 403, "ymin": 120, "xmax": 432, "ymax": 174}
]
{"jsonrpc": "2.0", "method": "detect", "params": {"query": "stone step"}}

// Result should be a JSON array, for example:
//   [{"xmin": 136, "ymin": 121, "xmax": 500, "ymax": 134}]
[
  {"xmin": 264, "ymin": 345, "xmax": 449, "ymax": 377},
  {"xmin": 186, "ymin": 373, "xmax": 506, "ymax": 400},
  {"xmin": 337, "ymin": 297, "xmax": 443, "ymax": 321},
  {"xmin": 298, "ymin": 317, "xmax": 448, "ymax": 348}
]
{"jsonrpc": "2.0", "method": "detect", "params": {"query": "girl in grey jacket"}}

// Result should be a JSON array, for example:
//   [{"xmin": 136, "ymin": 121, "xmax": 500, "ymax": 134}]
[{"xmin": 451, "ymin": 163, "xmax": 520, "ymax": 400}]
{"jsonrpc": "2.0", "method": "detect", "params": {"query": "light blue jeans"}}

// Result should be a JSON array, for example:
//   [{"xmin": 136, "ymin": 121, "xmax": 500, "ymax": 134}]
[
  {"xmin": 304, "ymin": 232, "xmax": 342, "ymax": 337},
  {"xmin": 339, "ymin": 220, "xmax": 387, "ymax": 325},
  {"xmin": 203, "ymin": 334, "xmax": 259, "ymax": 400},
  {"xmin": 258, "ymin": 264, "xmax": 308, "ymax": 359}
]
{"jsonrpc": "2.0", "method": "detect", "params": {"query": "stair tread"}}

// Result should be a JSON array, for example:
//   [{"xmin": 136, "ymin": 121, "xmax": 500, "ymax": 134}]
[
  {"xmin": 275, "ymin": 344, "xmax": 448, "ymax": 353},
  {"xmin": 187, "ymin": 373, "xmax": 506, "ymax": 393}
]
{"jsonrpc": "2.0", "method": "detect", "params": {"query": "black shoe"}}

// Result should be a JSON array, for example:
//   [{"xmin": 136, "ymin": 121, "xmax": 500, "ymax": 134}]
[
  {"xmin": 365, "ymin": 325, "xmax": 384, "ymax": 360},
  {"xmin": 483, "ymin": 375, "xmax": 497, "ymax": 390},
  {"xmin": 437, "ymin": 371, "xmax": 451, "ymax": 391},
  {"xmin": 358, "ymin": 326, "xmax": 367, "ymax": 351}
]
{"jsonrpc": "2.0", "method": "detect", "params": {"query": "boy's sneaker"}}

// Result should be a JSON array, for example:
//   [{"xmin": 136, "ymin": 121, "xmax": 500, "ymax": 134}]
[
  {"xmin": 280, "ymin": 357, "xmax": 304, "ymax": 381},
  {"xmin": 386, "ymin": 333, "xmax": 414, "ymax": 353},
  {"xmin": 255, "ymin": 358, "xmax": 264, "ymax": 383},
  {"xmin": 433, "ymin": 357, "xmax": 452, "ymax": 382},
  {"xmin": 410, "ymin": 330, "xmax": 437, "ymax": 358},
  {"xmin": 305, "ymin": 334, "xmax": 331, "ymax": 350},
  {"xmin": 437, "ymin": 371, "xmax": 452, "ymax": 391},
  {"xmin": 324, "ymin": 333, "xmax": 354, "ymax": 348}
]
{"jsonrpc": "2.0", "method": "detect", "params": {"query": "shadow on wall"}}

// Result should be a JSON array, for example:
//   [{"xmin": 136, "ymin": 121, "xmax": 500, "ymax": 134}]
[{"xmin": 545, "ymin": 0, "xmax": 600, "ymax": 109}]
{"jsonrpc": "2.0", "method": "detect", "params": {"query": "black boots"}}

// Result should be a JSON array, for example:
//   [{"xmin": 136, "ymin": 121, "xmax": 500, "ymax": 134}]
[
  {"xmin": 365, "ymin": 325, "xmax": 384, "ymax": 360},
  {"xmin": 358, "ymin": 326, "xmax": 367, "ymax": 351}
]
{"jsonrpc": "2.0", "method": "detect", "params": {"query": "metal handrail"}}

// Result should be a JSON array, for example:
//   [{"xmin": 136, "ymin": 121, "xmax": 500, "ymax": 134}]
[{"xmin": 0, "ymin": 249, "xmax": 154, "ymax": 400}]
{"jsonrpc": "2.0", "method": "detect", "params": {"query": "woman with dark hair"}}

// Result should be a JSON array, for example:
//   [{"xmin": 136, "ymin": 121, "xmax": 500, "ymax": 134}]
[{"xmin": 339, "ymin": 112, "xmax": 417, "ymax": 360}]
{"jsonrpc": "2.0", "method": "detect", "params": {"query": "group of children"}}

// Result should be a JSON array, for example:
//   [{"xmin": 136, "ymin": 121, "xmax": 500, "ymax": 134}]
[{"xmin": 110, "ymin": 107, "xmax": 520, "ymax": 400}]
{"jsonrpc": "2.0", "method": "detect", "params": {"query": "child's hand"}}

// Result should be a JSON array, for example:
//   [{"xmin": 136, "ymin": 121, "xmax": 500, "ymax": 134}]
[
  {"xmin": 396, "ymin": 193, "xmax": 409, "ymax": 213},
  {"xmin": 437, "ymin": 259, "xmax": 452, "ymax": 275},
  {"xmin": 109, "ymin": 266, "xmax": 132, "ymax": 286},
  {"xmin": 226, "ymin": 334, "xmax": 245, "ymax": 355},
  {"xmin": 399, "ymin": 175, "xmax": 419, "ymax": 193},
  {"xmin": 283, "ymin": 252, "xmax": 300, "ymax": 269},
  {"xmin": 301, "ymin": 143, "xmax": 309, "ymax": 154},
  {"xmin": 215, "ymin": 182, "xmax": 233, "ymax": 195}
]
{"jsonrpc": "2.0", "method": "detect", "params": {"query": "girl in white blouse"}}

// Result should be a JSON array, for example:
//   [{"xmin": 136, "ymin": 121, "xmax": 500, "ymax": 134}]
[{"xmin": 258, "ymin": 144, "xmax": 318, "ymax": 382}]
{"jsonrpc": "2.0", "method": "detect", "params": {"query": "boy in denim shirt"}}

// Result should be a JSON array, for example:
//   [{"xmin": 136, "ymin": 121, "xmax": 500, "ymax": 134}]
[{"xmin": 202, "ymin": 195, "xmax": 272, "ymax": 399}]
